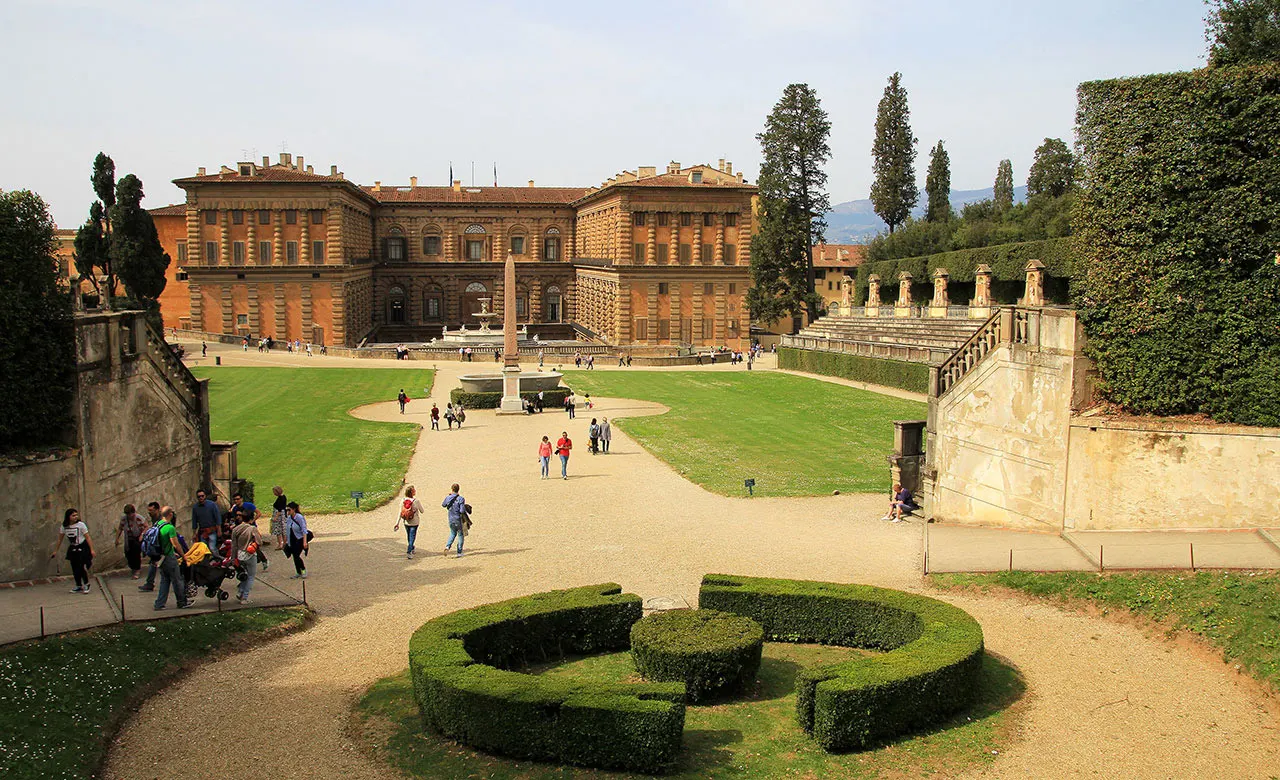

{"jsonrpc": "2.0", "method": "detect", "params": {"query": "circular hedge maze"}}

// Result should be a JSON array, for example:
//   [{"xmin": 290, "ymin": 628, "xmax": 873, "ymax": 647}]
[{"xmin": 407, "ymin": 574, "xmax": 985, "ymax": 774}]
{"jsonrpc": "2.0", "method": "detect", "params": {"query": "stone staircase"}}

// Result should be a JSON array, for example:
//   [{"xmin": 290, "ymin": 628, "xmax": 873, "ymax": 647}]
[{"xmin": 785, "ymin": 314, "xmax": 986, "ymax": 364}]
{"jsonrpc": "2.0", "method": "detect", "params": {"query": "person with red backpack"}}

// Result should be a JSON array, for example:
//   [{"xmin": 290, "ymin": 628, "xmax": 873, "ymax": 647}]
[{"xmin": 394, "ymin": 485, "xmax": 424, "ymax": 559}]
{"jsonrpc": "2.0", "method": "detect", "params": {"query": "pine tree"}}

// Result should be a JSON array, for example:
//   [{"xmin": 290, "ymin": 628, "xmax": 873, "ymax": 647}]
[
  {"xmin": 924, "ymin": 141, "xmax": 952, "ymax": 223},
  {"xmin": 110, "ymin": 174, "xmax": 170, "ymax": 328},
  {"xmin": 870, "ymin": 72, "xmax": 918, "ymax": 234},
  {"xmin": 1027, "ymin": 138, "xmax": 1075, "ymax": 198},
  {"xmin": 747, "ymin": 83, "xmax": 832, "ymax": 325},
  {"xmin": 993, "ymin": 159, "xmax": 1014, "ymax": 214}
]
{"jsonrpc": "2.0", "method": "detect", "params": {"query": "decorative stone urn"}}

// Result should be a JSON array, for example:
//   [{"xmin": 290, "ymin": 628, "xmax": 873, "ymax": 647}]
[
  {"xmin": 1021, "ymin": 259, "xmax": 1046, "ymax": 307},
  {"xmin": 971, "ymin": 263, "xmax": 993, "ymax": 318}
]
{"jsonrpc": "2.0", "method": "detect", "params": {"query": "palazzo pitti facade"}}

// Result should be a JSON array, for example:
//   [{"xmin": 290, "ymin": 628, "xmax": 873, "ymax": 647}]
[{"xmin": 158, "ymin": 154, "xmax": 755, "ymax": 348}]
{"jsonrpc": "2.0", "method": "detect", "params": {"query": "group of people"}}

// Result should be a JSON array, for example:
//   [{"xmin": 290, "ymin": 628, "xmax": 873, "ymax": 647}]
[
  {"xmin": 535, "ymin": 416, "xmax": 611, "ymax": 479},
  {"xmin": 48, "ymin": 485, "xmax": 313, "ymax": 611},
  {"xmin": 394, "ymin": 484, "xmax": 470, "ymax": 558},
  {"xmin": 428, "ymin": 402, "xmax": 467, "ymax": 429},
  {"xmin": 573, "ymin": 353, "xmax": 596, "ymax": 369}
]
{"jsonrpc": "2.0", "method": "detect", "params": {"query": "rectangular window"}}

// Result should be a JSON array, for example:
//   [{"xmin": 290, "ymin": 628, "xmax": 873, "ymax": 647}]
[
  {"xmin": 510, "ymin": 236, "xmax": 525, "ymax": 255},
  {"xmin": 388, "ymin": 238, "xmax": 406, "ymax": 261},
  {"xmin": 286, "ymin": 241, "xmax": 298, "ymax": 264},
  {"xmin": 633, "ymin": 211, "xmax": 646, "ymax": 226},
  {"xmin": 285, "ymin": 210, "xmax": 297, "ymax": 225},
  {"xmin": 658, "ymin": 319, "xmax": 670, "ymax": 339},
  {"xmin": 704, "ymin": 283, "xmax": 713, "ymax": 295},
  {"xmin": 728, "ymin": 319, "xmax": 739, "ymax": 335},
  {"xmin": 679, "ymin": 243, "xmax": 691, "ymax": 264},
  {"xmin": 466, "ymin": 240, "xmax": 484, "ymax": 260},
  {"xmin": 703, "ymin": 213, "xmax": 715, "ymax": 227},
  {"xmin": 634, "ymin": 318, "xmax": 648, "ymax": 340},
  {"xmin": 259, "ymin": 241, "xmax": 272, "ymax": 263},
  {"xmin": 232, "ymin": 241, "xmax": 245, "ymax": 265},
  {"xmin": 656, "ymin": 243, "xmax": 668, "ymax": 264},
  {"xmin": 657, "ymin": 212, "xmax": 669, "ymax": 227},
  {"xmin": 701, "ymin": 243, "xmax": 713, "ymax": 261},
  {"xmin": 423, "ymin": 236, "xmax": 441, "ymax": 255},
  {"xmin": 205, "ymin": 241, "xmax": 217, "ymax": 264},
  {"xmin": 310, "ymin": 209, "xmax": 324, "ymax": 224},
  {"xmin": 232, "ymin": 210, "xmax": 244, "ymax": 225},
  {"xmin": 426, "ymin": 297, "xmax": 441, "ymax": 319},
  {"xmin": 702, "ymin": 318, "xmax": 715, "ymax": 338},
  {"xmin": 658, "ymin": 282, "xmax": 669, "ymax": 295},
  {"xmin": 205, "ymin": 210, "xmax": 217, "ymax": 225},
  {"xmin": 543, "ymin": 238, "xmax": 560, "ymax": 261},
  {"xmin": 680, "ymin": 212, "xmax": 692, "ymax": 226},
  {"xmin": 724, "ymin": 244, "xmax": 737, "ymax": 265},
  {"xmin": 258, "ymin": 210, "xmax": 271, "ymax": 225},
  {"xmin": 176, "ymin": 241, "xmax": 187, "ymax": 265},
  {"xmin": 176, "ymin": 271, "xmax": 189, "ymax": 281},
  {"xmin": 313, "ymin": 241, "xmax": 325, "ymax": 262},
  {"xmin": 634, "ymin": 243, "xmax": 645, "ymax": 262},
  {"xmin": 725, "ymin": 213, "xmax": 738, "ymax": 227},
  {"xmin": 516, "ymin": 297, "xmax": 527, "ymax": 318},
  {"xmin": 691, "ymin": 171, "xmax": 703, "ymax": 184},
  {"xmin": 729, "ymin": 283, "xmax": 737, "ymax": 294},
  {"xmin": 236, "ymin": 314, "xmax": 248, "ymax": 326}
]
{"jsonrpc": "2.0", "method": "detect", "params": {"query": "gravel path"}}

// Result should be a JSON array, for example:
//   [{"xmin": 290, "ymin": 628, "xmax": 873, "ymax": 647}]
[{"xmin": 106, "ymin": 355, "xmax": 1279, "ymax": 779}]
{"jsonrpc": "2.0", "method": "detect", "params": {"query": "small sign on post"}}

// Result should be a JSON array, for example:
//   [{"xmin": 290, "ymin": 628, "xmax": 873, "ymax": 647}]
[
  {"xmin": 744, "ymin": 478, "xmax": 756, "ymax": 497},
  {"xmin": 350, "ymin": 490, "xmax": 365, "ymax": 508}
]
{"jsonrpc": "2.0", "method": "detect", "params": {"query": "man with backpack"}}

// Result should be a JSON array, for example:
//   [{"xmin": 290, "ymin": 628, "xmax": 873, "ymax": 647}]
[
  {"xmin": 150, "ymin": 506, "xmax": 191, "ymax": 610},
  {"xmin": 395, "ymin": 485, "xmax": 424, "ymax": 559},
  {"xmin": 138, "ymin": 501, "xmax": 163, "ymax": 591}
]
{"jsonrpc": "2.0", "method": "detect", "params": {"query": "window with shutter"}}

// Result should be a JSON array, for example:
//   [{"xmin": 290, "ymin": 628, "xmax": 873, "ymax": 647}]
[
  {"xmin": 313, "ymin": 241, "xmax": 325, "ymax": 263},
  {"xmin": 701, "ymin": 243, "xmax": 713, "ymax": 261},
  {"xmin": 285, "ymin": 210, "xmax": 297, "ymax": 225},
  {"xmin": 679, "ymin": 244, "xmax": 691, "ymax": 263},
  {"xmin": 633, "ymin": 243, "xmax": 645, "ymax": 262},
  {"xmin": 423, "ymin": 236, "xmax": 441, "ymax": 255},
  {"xmin": 286, "ymin": 241, "xmax": 298, "ymax": 264},
  {"xmin": 232, "ymin": 210, "xmax": 244, "ymax": 225},
  {"xmin": 259, "ymin": 241, "xmax": 272, "ymax": 263},
  {"xmin": 205, "ymin": 210, "xmax": 217, "ymax": 225},
  {"xmin": 204, "ymin": 241, "xmax": 217, "ymax": 265},
  {"xmin": 258, "ymin": 210, "xmax": 271, "ymax": 224},
  {"xmin": 232, "ymin": 241, "xmax": 245, "ymax": 265},
  {"xmin": 656, "ymin": 243, "xmax": 668, "ymax": 264}
]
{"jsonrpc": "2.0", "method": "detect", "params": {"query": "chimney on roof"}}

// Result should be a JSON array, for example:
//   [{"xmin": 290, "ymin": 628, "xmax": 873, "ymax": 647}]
[
  {"xmin": 667, "ymin": 161, "xmax": 680, "ymax": 174},
  {"xmin": 280, "ymin": 152, "xmax": 291, "ymax": 166},
  {"xmin": 452, "ymin": 180, "xmax": 462, "ymax": 192},
  {"xmin": 638, "ymin": 166, "xmax": 656, "ymax": 178},
  {"xmin": 306, "ymin": 165, "xmax": 313, "ymax": 174},
  {"xmin": 296, "ymin": 156, "xmax": 304, "ymax": 171},
  {"xmin": 330, "ymin": 165, "xmax": 338, "ymax": 176},
  {"xmin": 263, "ymin": 156, "xmax": 270, "ymax": 167},
  {"xmin": 736, "ymin": 172, "xmax": 743, "ymax": 183},
  {"xmin": 528, "ymin": 179, "xmax": 535, "ymax": 187},
  {"xmin": 718, "ymin": 158, "xmax": 725, "ymax": 172},
  {"xmin": 725, "ymin": 162, "xmax": 733, "ymax": 175},
  {"xmin": 373, "ymin": 181, "xmax": 381, "ymax": 192},
  {"xmin": 410, "ymin": 176, "xmax": 418, "ymax": 187},
  {"xmin": 198, "ymin": 167, "xmax": 206, "ymax": 176}
]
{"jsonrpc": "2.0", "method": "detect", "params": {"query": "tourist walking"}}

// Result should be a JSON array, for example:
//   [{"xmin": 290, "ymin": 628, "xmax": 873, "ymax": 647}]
[
  {"xmin": 190, "ymin": 488, "xmax": 221, "ymax": 551},
  {"xmin": 587, "ymin": 355, "xmax": 595, "ymax": 370},
  {"xmin": 538, "ymin": 435, "xmax": 552, "ymax": 478},
  {"xmin": 395, "ymin": 485, "xmax": 424, "ymax": 558},
  {"xmin": 589, "ymin": 418, "xmax": 600, "ymax": 454},
  {"xmin": 444, "ymin": 403, "xmax": 456, "ymax": 430},
  {"xmin": 565, "ymin": 392, "xmax": 576, "ymax": 419},
  {"xmin": 114, "ymin": 503, "xmax": 149, "ymax": 579},
  {"xmin": 139, "ymin": 501, "xmax": 162, "ymax": 590},
  {"xmin": 201, "ymin": 341, "xmax": 207, "ymax": 357},
  {"xmin": 556, "ymin": 431, "xmax": 573, "ymax": 479},
  {"xmin": 442, "ymin": 484, "xmax": 468, "ymax": 557},
  {"xmin": 398, "ymin": 389, "xmax": 408, "ymax": 414},
  {"xmin": 152, "ymin": 506, "xmax": 190, "ymax": 610},
  {"xmin": 285, "ymin": 501, "xmax": 309, "ymax": 578},
  {"xmin": 270, "ymin": 486, "xmax": 288, "ymax": 558},
  {"xmin": 539, "ymin": 350, "xmax": 545, "ymax": 368},
  {"xmin": 430, "ymin": 403, "xmax": 440, "ymax": 430},
  {"xmin": 455, "ymin": 403, "xmax": 466, "ymax": 428},
  {"xmin": 600, "ymin": 417, "xmax": 612, "ymax": 454},
  {"xmin": 618, "ymin": 354, "xmax": 625, "ymax": 367},
  {"xmin": 231, "ymin": 506, "xmax": 261, "ymax": 603},
  {"xmin": 50, "ymin": 508, "xmax": 95, "ymax": 594}
]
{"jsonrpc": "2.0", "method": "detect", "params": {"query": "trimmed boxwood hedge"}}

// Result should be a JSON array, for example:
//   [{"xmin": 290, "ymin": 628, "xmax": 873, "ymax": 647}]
[
  {"xmin": 853, "ymin": 237, "xmax": 1073, "ymax": 305},
  {"xmin": 448, "ymin": 387, "xmax": 572, "ymax": 409},
  {"xmin": 778, "ymin": 347, "xmax": 929, "ymax": 394},
  {"xmin": 699, "ymin": 574, "xmax": 983, "ymax": 752},
  {"xmin": 408, "ymin": 583, "xmax": 686, "ymax": 773},
  {"xmin": 630, "ymin": 610, "xmax": 764, "ymax": 703}
]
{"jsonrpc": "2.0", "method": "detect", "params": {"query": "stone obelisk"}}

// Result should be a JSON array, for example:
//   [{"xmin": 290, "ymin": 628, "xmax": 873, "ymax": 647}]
[{"xmin": 497, "ymin": 252, "xmax": 524, "ymax": 413}]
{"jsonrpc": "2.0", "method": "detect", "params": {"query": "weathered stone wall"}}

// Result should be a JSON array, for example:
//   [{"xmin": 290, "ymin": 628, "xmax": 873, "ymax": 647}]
[{"xmin": 0, "ymin": 455, "xmax": 83, "ymax": 581}]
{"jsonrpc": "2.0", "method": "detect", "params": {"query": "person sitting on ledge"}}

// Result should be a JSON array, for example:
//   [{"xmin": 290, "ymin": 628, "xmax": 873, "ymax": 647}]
[{"xmin": 882, "ymin": 483, "xmax": 918, "ymax": 523}]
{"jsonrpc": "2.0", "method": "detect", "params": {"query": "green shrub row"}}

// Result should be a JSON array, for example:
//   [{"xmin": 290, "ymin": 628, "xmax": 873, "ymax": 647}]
[
  {"xmin": 448, "ymin": 387, "xmax": 572, "ymax": 409},
  {"xmin": 853, "ymin": 237, "xmax": 1073, "ymax": 305},
  {"xmin": 778, "ymin": 347, "xmax": 929, "ymax": 395},
  {"xmin": 408, "ymin": 583, "xmax": 685, "ymax": 773},
  {"xmin": 699, "ymin": 574, "xmax": 984, "ymax": 752},
  {"xmin": 630, "ymin": 610, "xmax": 764, "ymax": 703},
  {"xmin": 1075, "ymin": 65, "xmax": 1280, "ymax": 426}
]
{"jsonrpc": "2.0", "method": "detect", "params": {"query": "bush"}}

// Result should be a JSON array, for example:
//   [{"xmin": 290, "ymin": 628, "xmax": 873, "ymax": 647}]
[
  {"xmin": 630, "ymin": 610, "xmax": 764, "ymax": 703},
  {"xmin": 449, "ymin": 387, "xmax": 572, "ymax": 410},
  {"xmin": 408, "ymin": 583, "xmax": 685, "ymax": 773},
  {"xmin": 777, "ymin": 348, "xmax": 929, "ymax": 394},
  {"xmin": 1076, "ymin": 65, "xmax": 1280, "ymax": 425},
  {"xmin": 699, "ymin": 574, "xmax": 984, "ymax": 752}
]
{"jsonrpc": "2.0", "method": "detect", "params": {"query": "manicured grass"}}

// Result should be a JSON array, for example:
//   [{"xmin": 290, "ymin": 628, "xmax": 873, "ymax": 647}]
[
  {"xmin": 0, "ymin": 607, "xmax": 309, "ymax": 780},
  {"xmin": 561, "ymin": 371, "xmax": 926, "ymax": 496},
  {"xmin": 356, "ymin": 643, "xmax": 1022, "ymax": 779},
  {"xmin": 932, "ymin": 571, "xmax": 1280, "ymax": 691},
  {"xmin": 192, "ymin": 367, "xmax": 433, "ymax": 513}
]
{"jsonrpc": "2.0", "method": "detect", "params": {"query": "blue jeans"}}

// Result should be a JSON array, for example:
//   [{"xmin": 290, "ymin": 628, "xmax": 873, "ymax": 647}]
[
  {"xmin": 237, "ymin": 555, "xmax": 257, "ymax": 599},
  {"xmin": 445, "ymin": 524, "xmax": 465, "ymax": 554},
  {"xmin": 405, "ymin": 524, "xmax": 419, "ymax": 554},
  {"xmin": 155, "ymin": 554, "xmax": 186, "ymax": 608},
  {"xmin": 559, "ymin": 454, "xmax": 569, "ymax": 477},
  {"xmin": 144, "ymin": 556, "xmax": 159, "ymax": 588},
  {"xmin": 539, "ymin": 456, "xmax": 550, "ymax": 477}
]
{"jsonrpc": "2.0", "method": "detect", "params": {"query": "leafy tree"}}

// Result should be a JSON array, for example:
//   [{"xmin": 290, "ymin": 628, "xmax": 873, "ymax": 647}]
[
  {"xmin": 993, "ymin": 159, "xmax": 1014, "ymax": 214},
  {"xmin": 869, "ymin": 72, "xmax": 918, "ymax": 234},
  {"xmin": 110, "ymin": 174, "xmax": 170, "ymax": 328},
  {"xmin": 1026, "ymin": 138, "xmax": 1075, "ymax": 198},
  {"xmin": 747, "ymin": 83, "xmax": 831, "ymax": 325},
  {"xmin": 924, "ymin": 141, "xmax": 952, "ymax": 223},
  {"xmin": 0, "ymin": 190, "xmax": 75, "ymax": 448},
  {"xmin": 1206, "ymin": 0, "xmax": 1280, "ymax": 65}
]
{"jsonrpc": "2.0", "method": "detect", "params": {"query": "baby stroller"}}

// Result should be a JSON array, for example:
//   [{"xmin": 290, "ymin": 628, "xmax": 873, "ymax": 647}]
[{"xmin": 183, "ymin": 540, "xmax": 236, "ymax": 602}]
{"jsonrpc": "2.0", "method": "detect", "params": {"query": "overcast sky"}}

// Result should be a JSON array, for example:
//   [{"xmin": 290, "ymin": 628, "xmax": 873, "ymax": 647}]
[{"xmin": 2, "ymin": 0, "xmax": 1209, "ymax": 227}]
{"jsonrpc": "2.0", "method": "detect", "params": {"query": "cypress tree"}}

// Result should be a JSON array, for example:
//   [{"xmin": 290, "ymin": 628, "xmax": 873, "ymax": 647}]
[
  {"xmin": 924, "ymin": 140, "xmax": 952, "ymax": 223},
  {"xmin": 747, "ymin": 83, "xmax": 832, "ymax": 325},
  {"xmin": 110, "ymin": 174, "xmax": 171, "ymax": 329},
  {"xmin": 870, "ymin": 72, "xmax": 918, "ymax": 234},
  {"xmin": 993, "ymin": 159, "xmax": 1014, "ymax": 214}
]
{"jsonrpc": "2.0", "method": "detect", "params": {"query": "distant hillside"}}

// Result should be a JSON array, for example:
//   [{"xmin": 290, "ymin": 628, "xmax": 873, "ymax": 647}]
[{"xmin": 824, "ymin": 186, "xmax": 1028, "ymax": 244}]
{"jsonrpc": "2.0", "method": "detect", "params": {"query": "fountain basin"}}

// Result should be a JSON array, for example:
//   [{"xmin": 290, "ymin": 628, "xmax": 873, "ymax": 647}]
[{"xmin": 457, "ymin": 371, "xmax": 563, "ymax": 393}]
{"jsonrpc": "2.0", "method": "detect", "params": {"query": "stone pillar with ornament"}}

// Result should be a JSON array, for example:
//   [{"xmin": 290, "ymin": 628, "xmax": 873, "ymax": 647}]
[
  {"xmin": 1020, "ymin": 259, "xmax": 1046, "ymax": 307},
  {"xmin": 865, "ymin": 275, "xmax": 882, "ymax": 316},
  {"xmin": 970, "ymin": 263, "xmax": 993, "ymax": 319},
  {"xmin": 894, "ymin": 271, "xmax": 913, "ymax": 318},
  {"xmin": 929, "ymin": 268, "xmax": 949, "ymax": 317}
]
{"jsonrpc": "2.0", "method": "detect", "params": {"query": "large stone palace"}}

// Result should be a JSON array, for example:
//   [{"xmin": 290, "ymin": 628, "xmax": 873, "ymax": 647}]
[{"xmin": 148, "ymin": 154, "xmax": 756, "ymax": 348}]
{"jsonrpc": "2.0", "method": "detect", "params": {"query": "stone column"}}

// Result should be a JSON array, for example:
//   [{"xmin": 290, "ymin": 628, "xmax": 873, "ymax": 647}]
[
  {"xmin": 274, "ymin": 285, "xmax": 287, "ymax": 339},
  {"xmin": 189, "ymin": 283, "xmax": 203, "ymax": 331},
  {"xmin": 894, "ymin": 272, "xmax": 913, "ymax": 318},
  {"xmin": 301, "ymin": 283, "xmax": 313, "ymax": 339},
  {"xmin": 327, "ymin": 204, "xmax": 342, "ymax": 264},
  {"xmin": 219, "ymin": 211, "xmax": 230, "ymax": 265},
  {"xmin": 247, "ymin": 216, "xmax": 258, "ymax": 265},
  {"xmin": 185, "ymin": 205, "xmax": 201, "ymax": 265},
  {"xmin": 646, "ymin": 213, "xmax": 656, "ymax": 265},
  {"xmin": 929, "ymin": 268, "xmax": 949, "ymax": 318},
  {"xmin": 714, "ymin": 215, "xmax": 725, "ymax": 265},
  {"xmin": 493, "ymin": 224, "xmax": 505, "ymax": 265},
  {"xmin": 445, "ymin": 224, "xmax": 456, "ymax": 262},
  {"xmin": 273, "ymin": 213, "xmax": 284, "ymax": 267},
  {"xmin": 248, "ymin": 285, "xmax": 260, "ymax": 334},
  {"xmin": 693, "ymin": 282, "xmax": 705, "ymax": 344},
  {"xmin": 865, "ymin": 274, "xmax": 881, "ymax": 316},
  {"xmin": 694, "ymin": 224, "xmax": 703, "ymax": 264},
  {"xmin": 670, "ymin": 282, "xmax": 681, "ymax": 342},
  {"xmin": 220, "ymin": 284, "xmax": 233, "ymax": 333},
  {"xmin": 669, "ymin": 221, "xmax": 679, "ymax": 265},
  {"xmin": 330, "ymin": 282, "xmax": 346, "ymax": 345},
  {"xmin": 1021, "ymin": 259, "xmax": 1046, "ymax": 307},
  {"xmin": 647, "ymin": 283, "xmax": 659, "ymax": 342},
  {"xmin": 971, "ymin": 263, "xmax": 993, "ymax": 318},
  {"xmin": 713, "ymin": 282, "xmax": 726, "ymax": 344},
  {"xmin": 300, "ymin": 217, "xmax": 311, "ymax": 265}
]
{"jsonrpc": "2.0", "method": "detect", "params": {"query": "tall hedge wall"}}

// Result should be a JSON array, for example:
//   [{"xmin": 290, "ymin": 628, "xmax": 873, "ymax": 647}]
[
  {"xmin": 1076, "ymin": 66, "xmax": 1280, "ymax": 426},
  {"xmin": 778, "ymin": 347, "xmax": 929, "ymax": 395},
  {"xmin": 853, "ymin": 237, "xmax": 1073, "ymax": 305}
]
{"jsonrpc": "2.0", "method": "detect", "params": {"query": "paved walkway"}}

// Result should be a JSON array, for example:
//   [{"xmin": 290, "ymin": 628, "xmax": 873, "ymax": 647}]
[{"xmin": 97, "ymin": 345, "xmax": 1280, "ymax": 780}]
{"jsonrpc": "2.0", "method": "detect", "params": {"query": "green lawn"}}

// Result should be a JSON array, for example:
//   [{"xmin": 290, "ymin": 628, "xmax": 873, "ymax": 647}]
[
  {"xmin": 192, "ymin": 367, "xmax": 433, "ymax": 513},
  {"xmin": 561, "ymin": 371, "xmax": 926, "ymax": 496},
  {"xmin": 932, "ymin": 571, "xmax": 1280, "ymax": 692},
  {"xmin": 0, "ymin": 607, "xmax": 309, "ymax": 780},
  {"xmin": 356, "ymin": 643, "xmax": 1022, "ymax": 779}
]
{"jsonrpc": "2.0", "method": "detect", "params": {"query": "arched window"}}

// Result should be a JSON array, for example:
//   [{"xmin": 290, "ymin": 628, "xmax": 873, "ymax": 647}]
[
  {"xmin": 462, "ymin": 281, "xmax": 489, "ymax": 321},
  {"xmin": 464, "ymin": 282, "xmax": 488, "ymax": 293},
  {"xmin": 387, "ymin": 285, "xmax": 406, "ymax": 324},
  {"xmin": 464, "ymin": 224, "xmax": 487, "ymax": 234},
  {"xmin": 422, "ymin": 225, "xmax": 442, "ymax": 256},
  {"xmin": 544, "ymin": 284, "xmax": 562, "ymax": 322},
  {"xmin": 508, "ymin": 225, "xmax": 527, "ymax": 256},
  {"xmin": 464, "ymin": 225, "xmax": 486, "ymax": 260},
  {"xmin": 543, "ymin": 226, "xmax": 561, "ymax": 261}
]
